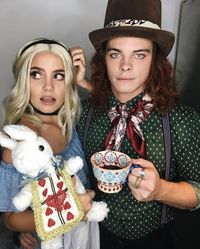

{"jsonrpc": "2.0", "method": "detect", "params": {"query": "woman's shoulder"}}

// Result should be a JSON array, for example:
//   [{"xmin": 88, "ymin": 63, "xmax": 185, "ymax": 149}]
[
  {"xmin": 19, "ymin": 118, "xmax": 40, "ymax": 134},
  {"xmin": 1, "ymin": 148, "xmax": 12, "ymax": 164},
  {"xmin": 1, "ymin": 120, "xmax": 40, "ymax": 164}
]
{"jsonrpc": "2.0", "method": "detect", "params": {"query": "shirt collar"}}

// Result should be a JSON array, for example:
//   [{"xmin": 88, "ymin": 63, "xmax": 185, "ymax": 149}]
[{"xmin": 108, "ymin": 91, "xmax": 145, "ymax": 109}]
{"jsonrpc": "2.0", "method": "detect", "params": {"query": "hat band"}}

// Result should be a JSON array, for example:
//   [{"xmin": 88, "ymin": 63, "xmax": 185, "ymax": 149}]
[{"xmin": 105, "ymin": 19, "xmax": 160, "ymax": 30}]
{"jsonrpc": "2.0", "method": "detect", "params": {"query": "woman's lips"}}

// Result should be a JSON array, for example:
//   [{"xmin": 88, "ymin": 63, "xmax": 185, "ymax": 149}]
[{"xmin": 40, "ymin": 96, "xmax": 56, "ymax": 104}]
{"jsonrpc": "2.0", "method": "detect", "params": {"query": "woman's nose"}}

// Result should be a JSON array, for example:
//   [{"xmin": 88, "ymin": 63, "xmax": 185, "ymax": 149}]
[{"xmin": 43, "ymin": 77, "xmax": 54, "ymax": 90}]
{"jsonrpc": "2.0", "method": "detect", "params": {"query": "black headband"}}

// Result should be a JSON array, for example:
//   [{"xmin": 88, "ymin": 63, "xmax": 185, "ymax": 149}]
[{"xmin": 20, "ymin": 39, "xmax": 69, "ymax": 55}]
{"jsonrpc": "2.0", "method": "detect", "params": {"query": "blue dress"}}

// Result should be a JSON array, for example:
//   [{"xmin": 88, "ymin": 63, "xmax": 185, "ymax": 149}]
[{"xmin": 0, "ymin": 128, "xmax": 89, "ymax": 212}]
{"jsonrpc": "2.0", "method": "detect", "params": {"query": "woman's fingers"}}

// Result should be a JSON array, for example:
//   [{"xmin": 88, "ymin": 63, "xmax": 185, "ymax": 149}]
[{"xmin": 19, "ymin": 232, "xmax": 38, "ymax": 249}]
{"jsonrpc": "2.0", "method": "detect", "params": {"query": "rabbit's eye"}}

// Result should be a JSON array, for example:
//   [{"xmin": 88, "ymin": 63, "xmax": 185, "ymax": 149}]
[{"xmin": 39, "ymin": 145, "xmax": 44, "ymax": 151}]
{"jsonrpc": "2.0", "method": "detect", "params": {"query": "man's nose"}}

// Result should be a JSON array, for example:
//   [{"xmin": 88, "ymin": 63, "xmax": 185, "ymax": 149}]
[{"xmin": 120, "ymin": 57, "xmax": 133, "ymax": 71}]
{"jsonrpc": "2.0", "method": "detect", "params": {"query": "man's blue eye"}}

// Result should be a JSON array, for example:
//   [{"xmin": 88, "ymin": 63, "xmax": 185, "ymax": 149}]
[{"xmin": 110, "ymin": 53, "xmax": 119, "ymax": 58}]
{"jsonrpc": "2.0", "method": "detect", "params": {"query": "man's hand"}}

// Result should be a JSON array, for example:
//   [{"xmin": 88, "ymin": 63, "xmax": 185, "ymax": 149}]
[
  {"xmin": 70, "ymin": 47, "xmax": 93, "ymax": 92},
  {"xmin": 128, "ymin": 158, "xmax": 161, "ymax": 201}
]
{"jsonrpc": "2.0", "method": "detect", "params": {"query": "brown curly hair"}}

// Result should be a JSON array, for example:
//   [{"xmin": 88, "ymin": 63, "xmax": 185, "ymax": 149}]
[{"xmin": 90, "ymin": 42, "xmax": 179, "ymax": 114}]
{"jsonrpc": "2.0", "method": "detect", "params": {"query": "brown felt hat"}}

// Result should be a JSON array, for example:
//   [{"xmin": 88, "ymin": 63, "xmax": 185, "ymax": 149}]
[{"xmin": 89, "ymin": 0, "xmax": 175, "ymax": 56}]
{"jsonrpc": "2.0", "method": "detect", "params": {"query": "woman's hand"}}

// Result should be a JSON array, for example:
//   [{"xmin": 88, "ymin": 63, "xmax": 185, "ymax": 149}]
[
  {"xmin": 79, "ymin": 189, "xmax": 95, "ymax": 220},
  {"xmin": 19, "ymin": 232, "xmax": 38, "ymax": 249},
  {"xmin": 70, "ymin": 47, "xmax": 93, "ymax": 92},
  {"xmin": 128, "ymin": 158, "xmax": 161, "ymax": 201}
]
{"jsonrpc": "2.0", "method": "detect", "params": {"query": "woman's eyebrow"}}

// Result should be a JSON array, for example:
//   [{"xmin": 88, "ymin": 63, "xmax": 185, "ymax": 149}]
[
  {"xmin": 53, "ymin": 69, "xmax": 65, "ymax": 73},
  {"xmin": 30, "ymin": 66, "xmax": 43, "ymax": 70},
  {"xmin": 30, "ymin": 67, "xmax": 65, "ymax": 72}
]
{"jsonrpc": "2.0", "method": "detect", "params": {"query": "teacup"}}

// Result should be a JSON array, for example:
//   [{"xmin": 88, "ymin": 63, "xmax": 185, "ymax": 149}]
[{"xmin": 90, "ymin": 150, "xmax": 132, "ymax": 193}]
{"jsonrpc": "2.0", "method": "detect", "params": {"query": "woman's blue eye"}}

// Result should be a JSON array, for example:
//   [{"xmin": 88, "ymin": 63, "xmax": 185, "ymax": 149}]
[
  {"xmin": 55, "ymin": 73, "xmax": 65, "ymax": 80},
  {"xmin": 30, "ymin": 71, "xmax": 41, "ymax": 79}
]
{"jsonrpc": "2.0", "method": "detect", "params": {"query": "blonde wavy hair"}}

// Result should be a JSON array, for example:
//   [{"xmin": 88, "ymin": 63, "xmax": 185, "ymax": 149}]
[{"xmin": 3, "ymin": 38, "xmax": 80, "ymax": 142}]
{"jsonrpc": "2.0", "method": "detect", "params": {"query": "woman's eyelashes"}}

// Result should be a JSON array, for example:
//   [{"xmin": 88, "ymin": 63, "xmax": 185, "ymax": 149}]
[
  {"xmin": 30, "ymin": 70, "xmax": 65, "ymax": 81},
  {"xmin": 54, "ymin": 72, "xmax": 65, "ymax": 81},
  {"xmin": 30, "ymin": 70, "xmax": 41, "ymax": 79}
]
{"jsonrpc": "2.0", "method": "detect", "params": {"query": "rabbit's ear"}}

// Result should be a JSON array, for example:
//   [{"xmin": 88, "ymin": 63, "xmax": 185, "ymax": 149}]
[
  {"xmin": 0, "ymin": 132, "xmax": 17, "ymax": 150},
  {"xmin": 3, "ymin": 125, "xmax": 37, "ymax": 141}
]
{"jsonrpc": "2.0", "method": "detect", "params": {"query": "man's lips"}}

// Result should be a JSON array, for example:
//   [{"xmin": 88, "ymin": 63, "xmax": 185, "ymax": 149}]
[{"xmin": 116, "ymin": 78, "xmax": 134, "ymax": 81}]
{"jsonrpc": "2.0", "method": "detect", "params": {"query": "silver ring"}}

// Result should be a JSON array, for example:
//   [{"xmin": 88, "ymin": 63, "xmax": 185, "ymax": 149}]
[{"xmin": 137, "ymin": 170, "xmax": 145, "ymax": 178}]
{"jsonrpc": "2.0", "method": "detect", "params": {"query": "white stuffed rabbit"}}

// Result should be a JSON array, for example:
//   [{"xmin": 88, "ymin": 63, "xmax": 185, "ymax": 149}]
[{"xmin": 0, "ymin": 124, "xmax": 109, "ymax": 249}]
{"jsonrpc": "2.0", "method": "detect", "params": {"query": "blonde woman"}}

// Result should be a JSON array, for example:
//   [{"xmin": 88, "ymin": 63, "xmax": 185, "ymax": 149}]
[{"xmin": 0, "ymin": 38, "xmax": 95, "ymax": 249}]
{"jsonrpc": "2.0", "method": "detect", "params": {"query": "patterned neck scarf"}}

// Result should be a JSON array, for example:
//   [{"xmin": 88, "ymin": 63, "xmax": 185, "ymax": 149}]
[{"xmin": 104, "ymin": 94, "xmax": 153, "ymax": 158}]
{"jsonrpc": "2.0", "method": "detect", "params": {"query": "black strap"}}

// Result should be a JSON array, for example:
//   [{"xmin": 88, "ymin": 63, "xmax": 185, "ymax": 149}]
[
  {"xmin": 161, "ymin": 113, "xmax": 172, "ymax": 226},
  {"xmin": 82, "ymin": 105, "xmax": 94, "ymax": 154},
  {"xmin": 82, "ymin": 105, "xmax": 171, "ymax": 226}
]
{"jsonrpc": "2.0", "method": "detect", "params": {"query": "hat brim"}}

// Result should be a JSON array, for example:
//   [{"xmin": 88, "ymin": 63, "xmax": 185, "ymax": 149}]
[{"xmin": 89, "ymin": 26, "xmax": 175, "ymax": 56}]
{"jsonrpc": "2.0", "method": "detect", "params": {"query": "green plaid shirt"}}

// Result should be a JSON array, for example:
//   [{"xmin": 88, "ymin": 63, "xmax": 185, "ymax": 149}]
[{"xmin": 76, "ymin": 93, "xmax": 200, "ymax": 240}]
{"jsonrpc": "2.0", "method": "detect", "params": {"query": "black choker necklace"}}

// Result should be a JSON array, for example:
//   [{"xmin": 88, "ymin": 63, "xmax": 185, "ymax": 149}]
[{"xmin": 32, "ymin": 105, "xmax": 60, "ymax": 116}]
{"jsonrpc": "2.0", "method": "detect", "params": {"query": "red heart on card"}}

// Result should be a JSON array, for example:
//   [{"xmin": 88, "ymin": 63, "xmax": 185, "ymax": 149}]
[
  {"xmin": 48, "ymin": 218, "xmax": 55, "ymax": 227},
  {"xmin": 42, "ymin": 188, "xmax": 48, "ymax": 197},
  {"xmin": 64, "ymin": 201, "xmax": 71, "ymax": 210},
  {"xmin": 38, "ymin": 179, "xmax": 46, "ymax": 187},
  {"xmin": 45, "ymin": 207, "xmax": 53, "ymax": 216},
  {"xmin": 57, "ymin": 181, "xmax": 63, "ymax": 190},
  {"xmin": 46, "ymin": 190, "xmax": 66, "ymax": 212},
  {"xmin": 67, "ymin": 212, "xmax": 74, "ymax": 221}
]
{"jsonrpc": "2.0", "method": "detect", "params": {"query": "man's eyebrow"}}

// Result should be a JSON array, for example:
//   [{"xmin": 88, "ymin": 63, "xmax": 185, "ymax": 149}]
[
  {"xmin": 133, "ymin": 49, "xmax": 151, "ymax": 53},
  {"xmin": 106, "ymin": 48, "xmax": 151, "ymax": 53},
  {"xmin": 106, "ymin": 48, "xmax": 121, "ymax": 52}
]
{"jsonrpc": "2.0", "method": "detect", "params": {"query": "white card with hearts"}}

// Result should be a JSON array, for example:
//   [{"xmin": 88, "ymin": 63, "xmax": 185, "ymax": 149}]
[{"xmin": 31, "ymin": 168, "xmax": 84, "ymax": 241}]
